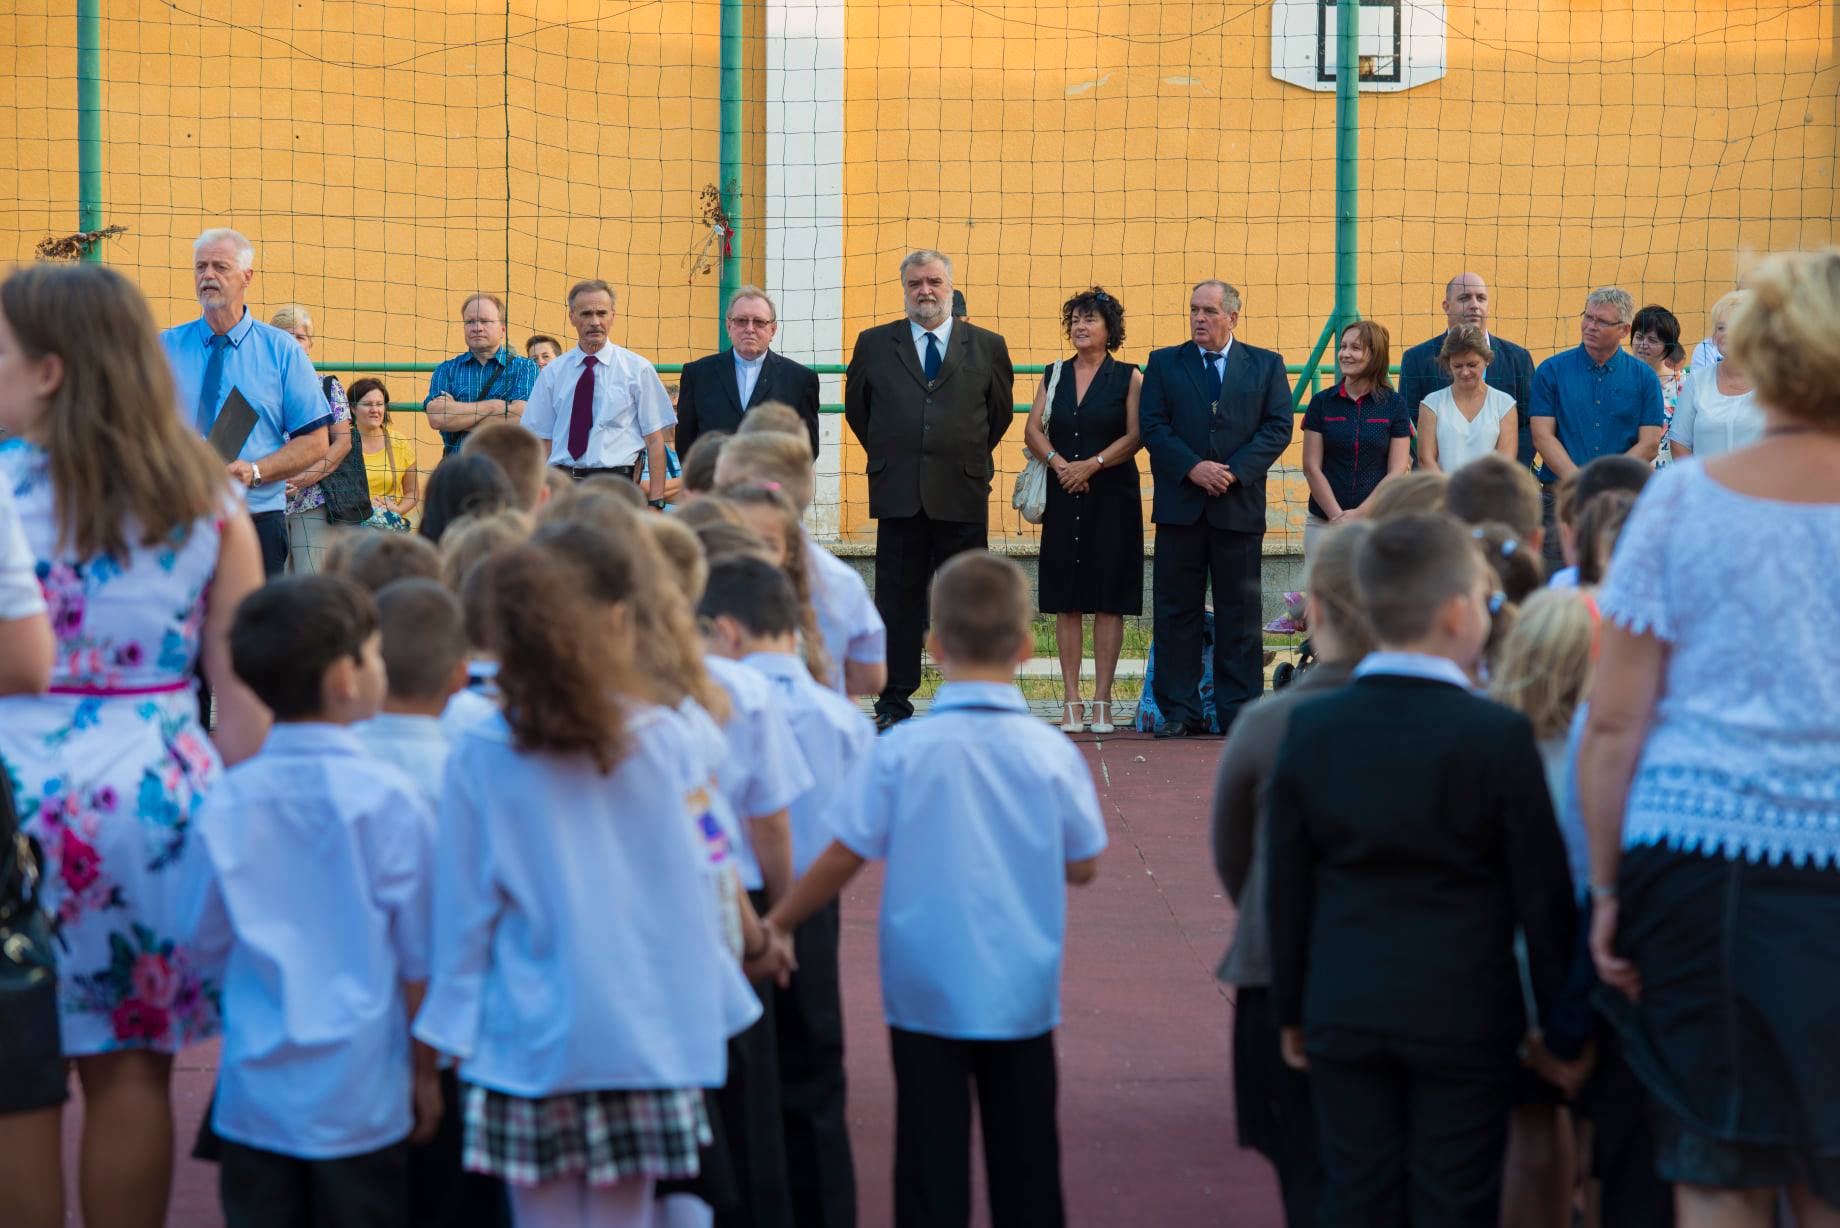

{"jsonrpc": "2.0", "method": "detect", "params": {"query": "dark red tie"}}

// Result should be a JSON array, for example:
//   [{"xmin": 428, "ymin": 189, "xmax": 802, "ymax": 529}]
[{"xmin": 567, "ymin": 353, "xmax": 598, "ymax": 460}]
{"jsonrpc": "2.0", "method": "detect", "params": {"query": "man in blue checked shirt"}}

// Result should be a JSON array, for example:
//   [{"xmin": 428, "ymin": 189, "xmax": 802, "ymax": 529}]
[
  {"xmin": 161, "ymin": 228, "xmax": 331, "ymax": 577},
  {"xmin": 423, "ymin": 293, "xmax": 539, "ymax": 456}
]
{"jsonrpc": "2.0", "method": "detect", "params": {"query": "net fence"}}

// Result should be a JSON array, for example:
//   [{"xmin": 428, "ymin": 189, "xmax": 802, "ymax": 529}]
[{"xmin": 1, "ymin": 0, "xmax": 1835, "ymax": 556}]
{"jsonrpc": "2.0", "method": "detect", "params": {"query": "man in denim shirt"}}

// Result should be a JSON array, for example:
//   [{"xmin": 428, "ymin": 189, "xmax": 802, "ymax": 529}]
[
  {"xmin": 423, "ymin": 293, "xmax": 538, "ymax": 456},
  {"xmin": 1529, "ymin": 287, "xmax": 1666, "ymax": 568}
]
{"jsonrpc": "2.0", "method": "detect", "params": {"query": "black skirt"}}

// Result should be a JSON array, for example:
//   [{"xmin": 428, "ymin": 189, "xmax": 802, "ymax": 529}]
[{"xmin": 1598, "ymin": 843, "xmax": 1840, "ymax": 1201}]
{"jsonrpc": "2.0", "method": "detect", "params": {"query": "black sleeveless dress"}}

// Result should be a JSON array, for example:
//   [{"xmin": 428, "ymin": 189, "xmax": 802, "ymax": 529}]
[{"xmin": 1037, "ymin": 355, "xmax": 1144, "ymax": 615}]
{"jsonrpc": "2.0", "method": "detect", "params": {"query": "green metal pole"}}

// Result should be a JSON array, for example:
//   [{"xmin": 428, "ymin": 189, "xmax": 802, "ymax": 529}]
[
  {"xmin": 717, "ymin": 0, "xmax": 744, "ymax": 350},
  {"xmin": 77, "ymin": 0, "xmax": 102, "ymax": 261},
  {"xmin": 1333, "ymin": 0, "xmax": 1360, "ymax": 330}
]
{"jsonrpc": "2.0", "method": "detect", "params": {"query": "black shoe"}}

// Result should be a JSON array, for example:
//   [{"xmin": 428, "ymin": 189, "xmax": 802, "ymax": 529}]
[
  {"xmin": 1153, "ymin": 720, "xmax": 1194, "ymax": 739},
  {"xmin": 874, "ymin": 711, "xmax": 907, "ymax": 734}
]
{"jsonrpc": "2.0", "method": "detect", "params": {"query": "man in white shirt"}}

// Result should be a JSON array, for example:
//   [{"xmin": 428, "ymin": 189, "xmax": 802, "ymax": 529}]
[{"xmin": 521, "ymin": 279, "xmax": 675, "ymax": 506}]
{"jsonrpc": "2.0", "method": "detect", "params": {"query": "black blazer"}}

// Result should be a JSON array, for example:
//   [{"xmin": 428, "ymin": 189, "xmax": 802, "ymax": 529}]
[
  {"xmin": 1138, "ymin": 339, "xmax": 1293, "ymax": 532},
  {"xmin": 1397, "ymin": 332, "xmax": 1537, "ymax": 466},
  {"xmin": 676, "ymin": 348, "xmax": 821, "ymax": 460},
  {"xmin": 843, "ymin": 319, "xmax": 1015, "ymax": 524},
  {"xmin": 1266, "ymin": 674, "xmax": 1576, "ymax": 1052}
]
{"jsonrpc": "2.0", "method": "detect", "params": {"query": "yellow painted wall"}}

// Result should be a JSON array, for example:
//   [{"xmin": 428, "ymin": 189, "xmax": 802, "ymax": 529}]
[{"xmin": 2, "ymin": 1, "xmax": 1835, "ymax": 546}]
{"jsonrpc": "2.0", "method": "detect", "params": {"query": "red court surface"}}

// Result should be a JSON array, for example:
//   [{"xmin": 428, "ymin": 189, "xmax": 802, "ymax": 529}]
[{"xmin": 64, "ymin": 733, "xmax": 1283, "ymax": 1226}]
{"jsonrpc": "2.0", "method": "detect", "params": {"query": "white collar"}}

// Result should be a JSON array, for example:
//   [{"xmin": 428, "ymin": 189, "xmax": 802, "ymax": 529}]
[
  {"xmin": 1199, "ymin": 336, "xmax": 1233, "ymax": 362},
  {"xmin": 732, "ymin": 348, "xmax": 767, "ymax": 370},
  {"xmin": 910, "ymin": 317, "xmax": 953, "ymax": 345},
  {"xmin": 1353, "ymin": 651, "xmax": 1476, "ymax": 691}
]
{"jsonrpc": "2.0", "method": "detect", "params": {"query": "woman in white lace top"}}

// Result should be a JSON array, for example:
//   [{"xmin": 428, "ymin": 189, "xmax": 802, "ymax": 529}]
[{"xmin": 1581, "ymin": 249, "xmax": 1840, "ymax": 1224}]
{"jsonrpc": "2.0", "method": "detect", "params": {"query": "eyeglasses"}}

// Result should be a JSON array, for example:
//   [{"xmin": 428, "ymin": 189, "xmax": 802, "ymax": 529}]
[
  {"xmin": 1581, "ymin": 313, "xmax": 1623, "ymax": 330},
  {"xmin": 728, "ymin": 316, "xmax": 774, "ymax": 329}
]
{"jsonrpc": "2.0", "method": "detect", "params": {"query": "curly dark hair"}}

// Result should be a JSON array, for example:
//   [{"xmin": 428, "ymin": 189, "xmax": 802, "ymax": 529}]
[{"xmin": 1059, "ymin": 286, "xmax": 1126, "ymax": 352}]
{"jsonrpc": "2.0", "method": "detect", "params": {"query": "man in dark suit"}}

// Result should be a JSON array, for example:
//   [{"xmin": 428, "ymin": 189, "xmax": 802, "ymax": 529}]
[
  {"xmin": 1396, "ymin": 272, "xmax": 1537, "ymax": 465},
  {"xmin": 677, "ymin": 284, "xmax": 822, "ymax": 459},
  {"xmin": 1138, "ymin": 280, "xmax": 1294, "ymax": 738},
  {"xmin": 844, "ymin": 250, "xmax": 1015, "ymax": 729}
]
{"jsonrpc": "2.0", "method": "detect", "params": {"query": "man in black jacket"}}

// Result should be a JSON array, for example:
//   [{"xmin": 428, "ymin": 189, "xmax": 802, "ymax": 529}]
[
  {"xmin": 1395, "ymin": 272, "xmax": 1537, "ymax": 465},
  {"xmin": 844, "ymin": 250, "xmax": 1015, "ymax": 728},
  {"xmin": 677, "ymin": 285, "xmax": 822, "ymax": 459},
  {"xmin": 1138, "ymin": 280, "xmax": 1294, "ymax": 737}
]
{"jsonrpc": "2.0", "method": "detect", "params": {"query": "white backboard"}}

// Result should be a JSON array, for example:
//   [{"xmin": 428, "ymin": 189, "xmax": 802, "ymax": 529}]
[{"xmin": 1271, "ymin": 0, "xmax": 1447, "ymax": 93}]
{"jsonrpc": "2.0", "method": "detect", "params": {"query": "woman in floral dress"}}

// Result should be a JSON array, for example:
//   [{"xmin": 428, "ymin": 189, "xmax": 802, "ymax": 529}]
[{"xmin": 0, "ymin": 263, "xmax": 267, "ymax": 1228}]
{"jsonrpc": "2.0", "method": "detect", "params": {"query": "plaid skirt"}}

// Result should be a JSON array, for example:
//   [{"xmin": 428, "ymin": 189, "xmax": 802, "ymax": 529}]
[{"xmin": 462, "ymin": 1083, "xmax": 711, "ymax": 1187}]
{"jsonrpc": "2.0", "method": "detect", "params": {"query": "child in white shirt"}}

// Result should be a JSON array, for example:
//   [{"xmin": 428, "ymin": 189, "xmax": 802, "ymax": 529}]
[
  {"xmin": 190, "ymin": 576, "xmax": 439, "ymax": 1227},
  {"xmin": 701, "ymin": 555, "xmax": 878, "ymax": 1226},
  {"xmin": 765, "ymin": 552, "xmax": 1108, "ymax": 1227}
]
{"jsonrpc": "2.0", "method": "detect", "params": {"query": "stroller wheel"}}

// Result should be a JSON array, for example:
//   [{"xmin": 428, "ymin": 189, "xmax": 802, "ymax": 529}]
[{"xmin": 1272, "ymin": 661, "xmax": 1296, "ymax": 691}]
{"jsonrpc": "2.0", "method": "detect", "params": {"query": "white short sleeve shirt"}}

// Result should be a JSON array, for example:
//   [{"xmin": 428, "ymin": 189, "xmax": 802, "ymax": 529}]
[
  {"xmin": 702, "ymin": 655, "xmax": 815, "ymax": 891},
  {"xmin": 521, "ymin": 343, "xmax": 677, "ymax": 468},
  {"xmin": 739, "ymin": 651, "xmax": 877, "ymax": 875},
  {"xmin": 805, "ymin": 534, "xmax": 886, "ymax": 694}
]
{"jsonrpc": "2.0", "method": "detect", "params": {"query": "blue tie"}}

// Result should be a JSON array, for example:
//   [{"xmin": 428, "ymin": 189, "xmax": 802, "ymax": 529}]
[
  {"xmin": 1203, "ymin": 351, "xmax": 1224, "ymax": 402},
  {"xmin": 196, "ymin": 333, "xmax": 229, "ymax": 433},
  {"xmin": 923, "ymin": 332, "xmax": 942, "ymax": 381}
]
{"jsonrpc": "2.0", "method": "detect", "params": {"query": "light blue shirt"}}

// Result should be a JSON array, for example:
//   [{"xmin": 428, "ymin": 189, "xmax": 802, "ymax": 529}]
[
  {"xmin": 832, "ymin": 681, "xmax": 1108, "ymax": 1040},
  {"xmin": 733, "ymin": 349, "xmax": 767, "ymax": 407},
  {"xmin": 160, "ymin": 309, "xmax": 333, "ymax": 515},
  {"xmin": 740, "ymin": 651, "xmax": 877, "ymax": 875},
  {"xmin": 414, "ymin": 704, "xmax": 759, "ymax": 1094},
  {"xmin": 804, "ymin": 531, "xmax": 886, "ymax": 694},
  {"xmin": 910, "ymin": 317, "xmax": 954, "ymax": 374},
  {"xmin": 1354, "ymin": 651, "xmax": 1477, "ymax": 691},
  {"xmin": 703, "ymin": 655, "xmax": 814, "ymax": 891},
  {"xmin": 358, "ymin": 713, "xmax": 453, "ymax": 811},
  {"xmin": 188, "ymin": 723, "xmax": 434, "ymax": 1159}
]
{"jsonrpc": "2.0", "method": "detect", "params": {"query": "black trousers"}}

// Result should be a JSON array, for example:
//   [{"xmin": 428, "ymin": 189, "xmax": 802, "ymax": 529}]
[
  {"xmin": 1150, "ymin": 520, "xmax": 1264, "ymax": 729},
  {"xmin": 889, "ymin": 1027, "xmax": 1063, "ymax": 1228},
  {"xmin": 873, "ymin": 512, "xmax": 988, "ymax": 721},
  {"xmin": 252, "ymin": 510, "xmax": 290, "ymax": 578},
  {"xmin": 408, "ymin": 1068, "xmax": 511, "ymax": 1228},
  {"xmin": 1233, "ymin": 988, "xmax": 1321, "ymax": 1228},
  {"xmin": 219, "ymin": 1137, "xmax": 410, "ymax": 1228},
  {"xmin": 1306, "ymin": 1028, "xmax": 1514, "ymax": 1227},
  {"xmin": 1538, "ymin": 484, "xmax": 1565, "ymax": 573},
  {"xmin": 715, "ymin": 889, "xmax": 795, "ymax": 1228},
  {"xmin": 773, "ymin": 898, "xmax": 855, "ymax": 1228}
]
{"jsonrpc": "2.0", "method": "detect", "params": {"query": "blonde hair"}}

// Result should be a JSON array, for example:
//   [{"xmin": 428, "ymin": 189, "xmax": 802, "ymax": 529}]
[
  {"xmin": 1725, "ymin": 249, "xmax": 1840, "ymax": 429},
  {"xmin": 671, "ymin": 495, "xmax": 744, "ymax": 533},
  {"xmin": 269, "ymin": 303, "xmax": 312, "ymax": 334},
  {"xmin": 0, "ymin": 263, "xmax": 229, "ymax": 561},
  {"xmin": 1708, "ymin": 289, "xmax": 1748, "ymax": 329},
  {"xmin": 1301, "ymin": 524, "xmax": 1376, "ymax": 662},
  {"xmin": 716, "ymin": 430, "xmax": 816, "ymax": 511},
  {"xmin": 1489, "ymin": 588, "xmax": 1595, "ymax": 741},
  {"xmin": 734, "ymin": 402, "xmax": 810, "ymax": 451},
  {"xmin": 721, "ymin": 485, "xmax": 832, "ymax": 684},
  {"xmin": 645, "ymin": 516, "xmax": 709, "ymax": 607},
  {"xmin": 439, "ymin": 509, "xmax": 534, "ymax": 594},
  {"xmin": 1364, "ymin": 471, "xmax": 1448, "ymax": 522}
]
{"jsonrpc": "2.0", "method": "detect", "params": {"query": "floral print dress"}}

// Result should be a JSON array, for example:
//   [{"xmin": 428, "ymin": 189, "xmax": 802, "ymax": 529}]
[{"xmin": 0, "ymin": 440, "xmax": 226, "ymax": 1054}]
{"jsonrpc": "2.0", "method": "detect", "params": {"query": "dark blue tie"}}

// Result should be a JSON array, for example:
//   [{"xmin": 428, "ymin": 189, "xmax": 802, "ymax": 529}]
[
  {"xmin": 924, "ymin": 332, "xmax": 942, "ymax": 381},
  {"xmin": 196, "ymin": 333, "xmax": 229, "ymax": 433},
  {"xmin": 1203, "ymin": 351, "xmax": 1224, "ymax": 402}
]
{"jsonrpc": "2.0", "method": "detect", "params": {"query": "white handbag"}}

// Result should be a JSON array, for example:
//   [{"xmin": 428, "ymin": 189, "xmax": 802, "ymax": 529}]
[{"xmin": 1011, "ymin": 360, "xmax": 1063, "ymax": 525}]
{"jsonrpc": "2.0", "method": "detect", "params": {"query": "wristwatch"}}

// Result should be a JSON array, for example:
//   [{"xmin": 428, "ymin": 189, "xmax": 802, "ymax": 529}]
[
  {"xmin": 648, "ymin": 498, "xmax": 668, "ymax": 510},
  {"xmin": 249, "ymin": 463, "xmax": 264, "ymax": 489}
]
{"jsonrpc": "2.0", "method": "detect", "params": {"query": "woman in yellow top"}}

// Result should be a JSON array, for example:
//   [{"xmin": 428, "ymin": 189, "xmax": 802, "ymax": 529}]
[{"xmin": 348, "ymin": 378, "xmax": 420, "ymax": 530}]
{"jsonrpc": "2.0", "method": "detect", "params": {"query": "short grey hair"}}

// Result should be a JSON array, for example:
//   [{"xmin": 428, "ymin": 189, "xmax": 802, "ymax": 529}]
[
  {"xmin": 1192, "ymin": 279, "xmax": 1242, "ymax": 314},
  {"xmin": 1585, "ymin": 287, "xmax": 1636, "ymax": 326},
  {"xmin": 726, "ymin": 284, "xmax": 778, "ymax": 322},
  {"xmin": 566, "ymin": 279, "xmax": 618, "ymax": 310},
  {"xmin": 269, "ymin": 304, "xmax": 312, "ymax": 333},
  {"xmin": 899, "ymin": 250, "xmax": 954, "ymax": 282},
  {"xmin": 193, "ymin": 228, "xmax": 255, "ymax": 271}
]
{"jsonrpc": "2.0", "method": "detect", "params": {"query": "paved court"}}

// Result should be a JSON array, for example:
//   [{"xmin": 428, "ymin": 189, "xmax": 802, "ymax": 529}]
[{"xmin": 66, "ymin": 733, "xmax": 1283, "ymax": 1226}]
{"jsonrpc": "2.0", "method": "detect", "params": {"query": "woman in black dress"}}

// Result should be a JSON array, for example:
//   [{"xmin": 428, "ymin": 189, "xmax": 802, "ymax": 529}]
[{"xmin": 1024, "ymin": 287, "xmax": 1143, "ymax": 735}]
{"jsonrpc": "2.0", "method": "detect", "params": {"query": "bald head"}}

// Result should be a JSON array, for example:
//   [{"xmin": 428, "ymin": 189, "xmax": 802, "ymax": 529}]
[{"xmin": 1442, "ymin": 273, "xmax": 1490, "ymax": 331}]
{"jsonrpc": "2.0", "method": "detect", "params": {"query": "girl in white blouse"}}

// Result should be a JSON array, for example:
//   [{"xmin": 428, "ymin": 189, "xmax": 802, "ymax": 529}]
[
  {"xmin": 1416, "ymin": 325, "xmax": 1519, "ymax": 474},
  {"xmin": 413, "ymin": 533, "xmax": 758, "ymax": 1228}
]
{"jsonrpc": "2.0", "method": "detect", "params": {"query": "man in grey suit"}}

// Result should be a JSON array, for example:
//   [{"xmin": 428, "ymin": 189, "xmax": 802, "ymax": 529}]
[{"xmin": 844, "ymin": 250, "xmax": 1015, "ymax": 729}]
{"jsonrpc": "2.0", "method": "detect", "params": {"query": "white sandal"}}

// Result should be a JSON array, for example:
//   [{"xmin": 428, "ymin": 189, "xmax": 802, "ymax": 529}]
[
  {"xmin": 1060, "ymin": 701, "xmax": 1087, "ymax": 733},
  {"xmin": 1089, "ymin": 701, "xmax": 1116, "ymax": 735}
]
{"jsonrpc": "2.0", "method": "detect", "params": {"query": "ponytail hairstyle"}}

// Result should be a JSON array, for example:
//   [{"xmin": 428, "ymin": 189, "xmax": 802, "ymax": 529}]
[
  {"xmin": 719, "ymin": 484, "xmax": 833, "ymax": 684},
  {"xmin": 1576, "ymin": 489, "xmax": 1639, "ymax": 586},
  {"xmin": 1489, "ymin": 588, "xmax": 1595, "ymax": 741},
  {"xmin": 479, "ymin": 540, "xmax": 629, "ymax": 773},
  {"xmin": 1470, "ymin": 522, "xmax": 1544, "ymax": 604},
  {"xmin": 1300, "ymin": 522, "xmax": 1376, "ymax": 663}
]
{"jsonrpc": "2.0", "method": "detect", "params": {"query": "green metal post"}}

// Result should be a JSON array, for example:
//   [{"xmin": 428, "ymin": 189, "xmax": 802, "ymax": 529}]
[
  {"xmin": 1290, "ymin": 0, "xmax": 1362, "ymax": 406},
  {"xmin": 77, "ymin": 0, "xmax": 103, "ymax": 261},
  {"xmin": 717, "ymin": 0, "xmax": 744, "ymax": 350}
]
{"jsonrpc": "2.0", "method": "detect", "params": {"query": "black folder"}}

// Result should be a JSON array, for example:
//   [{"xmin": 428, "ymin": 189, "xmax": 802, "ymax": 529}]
[{"xmin": 205, "ymin": 387, "xmax": 259, "ymax": 463}]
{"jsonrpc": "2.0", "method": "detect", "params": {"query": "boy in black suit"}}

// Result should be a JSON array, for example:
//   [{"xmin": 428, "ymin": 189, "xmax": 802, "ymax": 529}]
[{"xmin": 1266, "ymin": 513, "xmax": 1576, "ymax": 1226}]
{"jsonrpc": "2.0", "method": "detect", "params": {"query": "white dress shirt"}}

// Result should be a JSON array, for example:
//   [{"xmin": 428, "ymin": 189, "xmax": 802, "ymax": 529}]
[
  {"xmin": 740, "ymin": 651, "xmax": 878, "ymax": 875},
  {"xmin": 522, "ymin": 342, "xmax": 677, "ymax": 468},
  {"xmin": 190, "ymin": 723, "xmax": 435, "ymax": 1159},
  {"xmin": 910, "ymin": 317, "xmax": 954, "ymax": 374},
  {"xmin": 831, "ymin": 681, "xmax": 1108, "ymax": 1040},
  {"xmin": 358, "ymin": 712, "xmax": 454, "ymax": 810},
  {"xmin": 414, "ymin": 704, "xmax": 759, "ymax": 1095},
  {"xmin": 734, "ymin": 349, "xmax": 767, "ymax": 407},
  {"xmin": 702, "ymin": 655, "xmax": 815, "ymax": 891},
  {"xmin": 1669, "ymin": 365, "xmax": 1764, "ymax": 459},
  {"xmin": 804, "ymin": 531, "xmax": 887, "ymax": 694},
  {"xmin": 1354, "ymin": 651, "xmax": 1477, "ymax": 691}
]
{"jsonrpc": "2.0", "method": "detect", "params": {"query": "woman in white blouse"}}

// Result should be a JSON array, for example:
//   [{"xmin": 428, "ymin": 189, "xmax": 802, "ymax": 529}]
[
  {"xmin": 1415, "ymin": 324, "xmax": 1518, "ymax": 473},
  {"xmin": 1670, "ymin": 294, "xmax": 1764, "ymax": 460}
]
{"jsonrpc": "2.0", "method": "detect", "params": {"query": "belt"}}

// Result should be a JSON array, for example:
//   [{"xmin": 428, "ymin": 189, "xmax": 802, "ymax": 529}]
[{"xmin": 556, "ymin": 463, "xmax": 636, "ymax": 482}]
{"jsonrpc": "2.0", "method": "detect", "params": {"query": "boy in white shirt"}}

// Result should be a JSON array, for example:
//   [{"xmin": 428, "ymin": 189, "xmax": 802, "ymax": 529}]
[
  {"xmin": 701, "ymin": 556, "xmax": 877, "ymax": 1227},
  {"xmin": 765, "ymin": 552, "xmax": 1108, "ymax": 1227},
  {"xmin": 190, "ymin": 576, "xmax": 439, "ymax": 1227}
]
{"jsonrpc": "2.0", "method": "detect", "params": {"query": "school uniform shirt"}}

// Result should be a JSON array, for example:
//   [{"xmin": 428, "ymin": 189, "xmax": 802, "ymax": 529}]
[
  {"xmin": 740, "ymin": 650, "xmax": 878, "ymax": 875},
  {"xmin": 439, "ymin": 685, "xmax": 499, "ymax": 740},
  {"xmin": 678, "ymin": 697, "xmax": 747, "ymax": 962},
  {"xmin": 358, "ymin": 712, "xmax": 454, "ymax": 809},
  {"xmin": 189, "ymin": 723, "xmax": 436, "ymax": 1160},
  {"xmin": 831, "ymin": 681, "xmax": 1108, "ymax": 1040},
  {"xmin": 703, "ymin": 654, "xmax": 815, "ymax": 891},
  {"xmin": 520, "ymin": 342, "xmax": 676, "ymax": 469},
  {"xmin": 414, "ymin": 704, "xmax": 759, "ymax": 1095},
  {"xmin": 804, "ymin": 530, "xmax": 887, "ymax": 694}
]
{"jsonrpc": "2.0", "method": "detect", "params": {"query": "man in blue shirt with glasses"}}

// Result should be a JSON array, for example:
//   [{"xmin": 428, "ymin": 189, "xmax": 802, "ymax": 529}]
[
  {"xmin": 161, "ymin": 228, "xmax": 331, "ymax": 576},
  {"xmin": 1529, "ymin": 286, "xmax": 1665, "ymax": 569}
]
